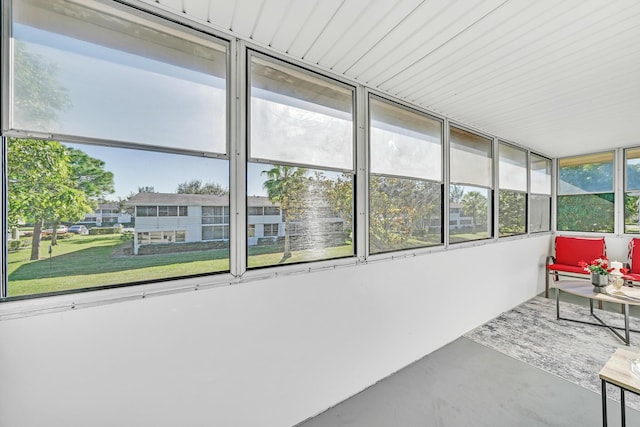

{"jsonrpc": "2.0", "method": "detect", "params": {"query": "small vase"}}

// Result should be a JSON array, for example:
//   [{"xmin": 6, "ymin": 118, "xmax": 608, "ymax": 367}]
[{"xmin": 591, "ymin": 271, "xmax": 609, "ymax": 292}]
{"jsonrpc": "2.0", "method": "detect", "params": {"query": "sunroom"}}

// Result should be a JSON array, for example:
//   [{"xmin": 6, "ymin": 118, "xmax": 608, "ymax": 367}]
[{"xmin": 1, "ymin": 1, "xmax": 639, "ymax": 426}]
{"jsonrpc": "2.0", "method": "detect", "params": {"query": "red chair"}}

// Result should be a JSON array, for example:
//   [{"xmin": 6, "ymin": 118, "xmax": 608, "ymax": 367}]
[
  {"xmin": 624, "ymin": 238, "xmax": 640, "ymax": 283},
  {"xmin": 546, "ymin": 236, "xmax": 607, "ymax": 297}
]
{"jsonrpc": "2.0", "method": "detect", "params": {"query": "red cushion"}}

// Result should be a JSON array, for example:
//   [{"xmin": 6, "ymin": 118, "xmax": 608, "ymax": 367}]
[
  {"xmin": 554, "ymin": 236, "xmax": 606, "ymax": 267},
  {"xmin": 623, "ymin": 273, "xmax": 640, "ymax": 282},
  {"xmin": 547, "ymin": 263, "xmax": 590, "ymax": 275},
  {"xmin": 628, "ymin": 238, "xmax": 640, "ymax": 274}
]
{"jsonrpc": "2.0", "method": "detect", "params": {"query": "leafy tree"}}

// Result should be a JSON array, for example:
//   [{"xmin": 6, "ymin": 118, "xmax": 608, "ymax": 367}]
[
  {"xmin": 498, "ymin": 191, "xmax": 525, "ymax": 236},
  {"xmin": 13, "ymin": 40, "xmax": 71, "ymax": 129},
  {"xmin": 369, "ymin": 176, "xmax": 441, "ymax": 252},
  {"xmin": 450, "ymin": 184, "xmax": 464, "ymax": 203},
  {"xmin": 8, "ymin": 138, "xmax": 93, "ymax": 259},
  {"xmin": 625, "ymin": 194, "xmax": 640, "ymax": 230},
  {"xmin": 262, "ymin": 165, "xmax": 308, "ymax": 262},
  {"xmin": 315, "ymin": 172, "xmax": 353, "ymax": 235},
  {"xmin": 137, "ymin": 186, "xmax": 156, "ymax": 193},
  {"xmin": 42, "ymin": 147, "xmax": 116, "ymax": 244},
  {"xmin": 557, "ymin": 193, "xmax": 614, "ymax": 232},
  {"xmin": 67, "ymin": 148, "xmax": 115, "ymax": 199},
  {"xmin": 177, "ymin": 179, "xmax": 228, "ymax": 195},
  {"xmin": 559, "ymin": 162, "xmax": 612, "ymax": 193},
  {"xmin": 461, "ymin": 191, "xmax": 488, "ymax": 231}
]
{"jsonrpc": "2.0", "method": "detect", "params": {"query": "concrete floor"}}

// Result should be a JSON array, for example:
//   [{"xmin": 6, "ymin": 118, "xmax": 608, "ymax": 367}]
[{"xmin": 298, "ymin": 291, "xmax": 640, "ymax": 427}]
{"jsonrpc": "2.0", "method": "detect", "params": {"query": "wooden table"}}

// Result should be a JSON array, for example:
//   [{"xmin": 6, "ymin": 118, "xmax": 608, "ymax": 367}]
[
  {"xmin": 554, "ymin": 280, "xmax": 640, "ymax": 345},
  {"xmin": 599, "ymin": 348, "xmax": 640, "ymax": 426}
]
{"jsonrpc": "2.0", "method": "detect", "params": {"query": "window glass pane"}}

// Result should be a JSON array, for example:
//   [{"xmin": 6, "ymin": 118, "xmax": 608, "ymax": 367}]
[
  {"xmin": 530, "ymin": 195, "xmax": 551, "ymax": 233},
  {"xmin": 249, "ymin": 55, "xmax": 354, "ymax": 170},
  {"xmin": 624, "ymin": 148, "xmax": 640, "ymax": 233},
  {"xmin": 558, "ymin": 152, "xmax": 613, "ymax": 194},
  {"xmin": 498, "ymin": 190, "xmax": 525, "ymax": 237},
  {"xmin": 369, "ymin": 97, "xmax": 442, "ymax": 181},
  {"xmin": 530, "ymin": 153, "xmax": 552, "ymax": 195},
  {"xmin": 11, "ymin": 0, "xmax": 227, "ymax": 154},
  {"xmin": 264, "ymin": 206, "xmax": 281, "ymax": 216},
  {"xmin": 369, "ymin": 176, "xmax": 442, "ymax": 254},
  {"xmin": 137, "ymin": 206, "xmax": 157, "ymax": 217},
  {"xmin": 499, "ymin": 142, "xmax": 527, "ymax": 192},
  {"xmin": 247, "ymin": 162, "xmax": 353, "ymax": 268},
  {"xmin": 449, "ymin": 127, "xmax": 492, "ymax": 187},
  {"xmin": 6, "ymin": 138, "xmax": 229, "ymax": 297},
  {"xmin": 624, "ymin": 192, "xmax": 640, "ymax": 234},
  {"xmin": 626, "ymin": 148, "xmax": 640, "ymax": 191},
  {"xmin": 557, "ymin": 193, "xmax": 614, "ymax": 232},
  {"xmin": 449, "ymin": 185, "xmax": 491, "ymax": 243}
]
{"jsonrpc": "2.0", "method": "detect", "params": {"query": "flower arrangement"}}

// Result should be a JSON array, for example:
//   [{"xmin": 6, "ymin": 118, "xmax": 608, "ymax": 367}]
[{"xmin": 579, "ymin": 256, "xmax": 612, "ymax": 275}]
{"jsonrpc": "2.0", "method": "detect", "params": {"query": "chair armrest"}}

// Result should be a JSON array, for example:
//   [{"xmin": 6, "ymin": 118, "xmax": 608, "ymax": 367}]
[{"xmin": 546, "ymin": 255, "xmax": 556, "ymax": 267}]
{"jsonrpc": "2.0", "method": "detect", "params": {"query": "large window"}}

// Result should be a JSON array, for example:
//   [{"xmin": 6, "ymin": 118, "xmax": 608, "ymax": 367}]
[
  {"xmin": 530, "ymin": 154, "xmax": 552, "ymax": 233},
  {"xmin": 625, "ymin": 148, "xmax": 640, "ymax": 233},
  {"xmin": 247, "ymin": 53, "xmax": 355, "ymax": 268},
  {"xmin": 498, "ymin": 142, "xmax": 527, "ymax": 237},
  {"xmin": 4, "ymin": 0, "xmax": 229, "ymax": 298},
  {"xmin": 369, "ymin": 96, "xmax": 443, "ymax": 253},
  {"xmin": 10, "ymin": 0, "xmax": 227, "ymax": 152},
  {"xmin": 449, "ymin": 127, "xmax": 493, "ymax": 243},
  {"xmin": 557, "ymin": 152, "xmax": 614, "ymax": 233}
]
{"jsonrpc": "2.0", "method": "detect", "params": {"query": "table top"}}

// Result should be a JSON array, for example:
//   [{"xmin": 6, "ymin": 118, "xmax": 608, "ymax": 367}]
[
  {"xmin": 554, "ymin": 280, "xmax": 640, "ymax": 306},
  {"xmin": 599, "ymin": 348, "xmax": 640, "ymax": 394}
]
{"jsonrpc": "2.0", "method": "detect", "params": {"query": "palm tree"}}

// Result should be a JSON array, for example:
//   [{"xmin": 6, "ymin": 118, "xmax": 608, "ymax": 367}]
[
  {"xmin": 262, "ymin": 165, "xmax": 308, "ymax": 262},
  {"xmin": 461, "ymin": 191, "xmax": 488, "ymax": 232}
]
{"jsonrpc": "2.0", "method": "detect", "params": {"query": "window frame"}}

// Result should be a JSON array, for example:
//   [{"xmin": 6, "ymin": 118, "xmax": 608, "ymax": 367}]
[
  {"xmin": 556, "ymin": 151, "xmax": 615, "ymax": 233},
  {"xmin": 367, "ymin": 93, "xmax": 444, "ymax": 255},
  {"xmin": 497, "ymin": 141, "xmax": 528, "ymax": 238},
  {"xmin": 245, "ymin": 50, "xmax": 357, "ymax": 270},
  {"xmin": 529, "ymin": 153, "xmax": 552, "ymax": 234},
  {"xmin": 448, "ymin": 124, "xmax": 494, "ymax": 244},
  {"xmin": 1, "ymin": 0, "xmax": 233, "ymax": 301}
]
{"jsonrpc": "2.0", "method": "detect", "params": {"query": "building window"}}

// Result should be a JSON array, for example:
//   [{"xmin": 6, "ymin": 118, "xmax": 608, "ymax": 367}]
[
  {"xmin": 248, "ymin": 207, "xmax": 263, "ymax": 216},
  {"xmin": 369, "ymin": 96, "xmax": 443, "ymax": 254},
  {"xmin": 203, "ymin": 225, "xmax": 229, "ymax": 241},
  {"xmin": 137, "ymin": 206, "xmax": 158, "ymax": 217},
  {"xmin": 498, "ymin": 142, "xmax": 527, "ymax": 237},
  {"xmin": 202, "ymin": 206, "xmax": 230, "ymax": 225},
  {"xmin": 247, "ymin": 52, "xmax": 355, "ymax": 268},
  {"xmin": 4, "ymin": 0, "xmax": 230, "ymax": 298},
  {"xmin": 557, "ymin": 152, "xmax": 614, "ymax": 233},
  {"xmin": 530, "ymin": 154, "xmax": 552, "ymax": 233},
  {"xmin": 248, "ymin": 224, "xmax": 256, "ymax": 238},
  {"xmin": 264, "ymin": 206, "xmax": 281, "ymax": 216},
  {"xmin": 449, "ymin": 126, "xmax": 493, "ymax": 243},
  {"xmin": 159, "ymin": 206, "xmax": 178, "ymax": 217},
  {"xmin": 263, "ymin": 224, "xmax": 279, "ymax": 237}
]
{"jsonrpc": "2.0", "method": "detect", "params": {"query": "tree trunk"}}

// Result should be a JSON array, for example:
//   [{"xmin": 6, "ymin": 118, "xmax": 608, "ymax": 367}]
[
  {"xmin": 280, "ymin": 219, "xmax": 292, "ymax": 263},
  {"xmin": 30, "ymin": 219, "xmax": 44, "ymax": 260},
  {"xmin": 51, "ymin": 221, "xmax": 59, "ymax": 246}
]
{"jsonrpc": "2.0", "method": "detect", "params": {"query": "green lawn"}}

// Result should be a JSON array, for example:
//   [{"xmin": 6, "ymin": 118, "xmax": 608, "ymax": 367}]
[{"xmin": 7, "ymin": 234, "xmax": 353, "ymax": 297}]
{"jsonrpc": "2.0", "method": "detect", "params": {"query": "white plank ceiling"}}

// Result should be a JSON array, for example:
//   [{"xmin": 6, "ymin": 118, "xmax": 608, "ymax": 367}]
[{"xmin": 136, "ymin": 0, "xmax": 640, "ymax": 157}]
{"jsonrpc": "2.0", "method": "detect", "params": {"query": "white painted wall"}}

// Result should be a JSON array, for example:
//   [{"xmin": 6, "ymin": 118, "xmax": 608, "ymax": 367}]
[{"xmin": 0, "ymin": 235, "xmax": 551, "ymax": 427}]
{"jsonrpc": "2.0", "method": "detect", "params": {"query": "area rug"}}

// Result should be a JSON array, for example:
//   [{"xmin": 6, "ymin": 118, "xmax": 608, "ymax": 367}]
[{"xmin": 464, "ymin": 295, "xmax": 640, "ymax": 410}]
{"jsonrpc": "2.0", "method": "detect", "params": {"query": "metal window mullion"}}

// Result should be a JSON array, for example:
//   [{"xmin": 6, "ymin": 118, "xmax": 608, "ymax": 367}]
[
  {"xmin": 443, "ymin": 118, "xmax": 450, "ymax": 247},
  {"xmin": 492, "ymin": 136, "xmax": 498, "ymax": 241},
  {"xmin": 230, "ymin": 38, "xmax": 246, "ymax": 277},
  {"xmin": 356, "ymin": 86, "xmax": 368, "ymax": 261},
  {"xmin": 615, "ymin": 147, "xmax": 625, "ymax": 235},
  {"xmin": 526, "ymin": 150, "xmax": 531, "ymax": 235},
  {"xmin": 552, "ymin": 157, "xmax": 558, "ymax": 232},
  {"xmin": 2, "ymin": 0, "xmax": 9, "ymax": 134}
]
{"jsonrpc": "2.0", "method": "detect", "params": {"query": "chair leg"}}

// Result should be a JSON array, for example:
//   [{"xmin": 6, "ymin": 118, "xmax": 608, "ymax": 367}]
[{"xmin": 545, "ymin": 271, "xmax": 550, "ymax": 298}]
